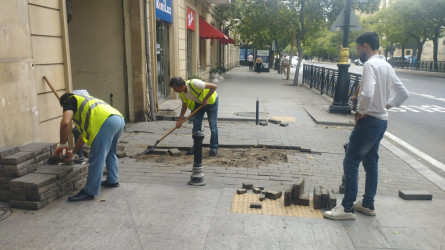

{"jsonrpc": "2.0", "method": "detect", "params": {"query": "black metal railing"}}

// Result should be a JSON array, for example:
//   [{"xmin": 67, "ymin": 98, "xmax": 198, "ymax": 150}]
[
  {"xmin": 303, "ymin": 64, "xmax": 361, "ymax": 110},
  {"xmin": 389, "ymin": 59, "xmax": 445, "ymax": 73}
]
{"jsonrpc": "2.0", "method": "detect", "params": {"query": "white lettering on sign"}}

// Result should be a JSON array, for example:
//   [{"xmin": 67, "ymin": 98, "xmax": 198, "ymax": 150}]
[
  {"xmin": 156, "ymin": 0, "xmax": 172, "ymax": 15},
  {"xmin": 188, "ymin": 11, "xmax": 194, "ymax": 27}
]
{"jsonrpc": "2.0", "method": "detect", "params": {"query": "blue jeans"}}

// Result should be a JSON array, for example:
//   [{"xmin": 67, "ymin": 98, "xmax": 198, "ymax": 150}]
[
  {"xmin": 84, "ymin": 115, "xmax": 125, "ymax": 195},
  {"xmin": 342, "ymin": 115, "xmax": 387, "ymax": 211},
  {"xmin": 192, "ymin": 97, "xmax": 219, "ymax": 150}
]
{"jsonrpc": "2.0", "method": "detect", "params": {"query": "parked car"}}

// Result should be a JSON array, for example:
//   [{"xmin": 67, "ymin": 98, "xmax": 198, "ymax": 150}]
[
  {"xmin": 353, "ymin": 59, "xmax": 363, "ymax": 66},
  {"xmin": 291, "ymin": 56, "xmax": 299, "ymax": 67}
]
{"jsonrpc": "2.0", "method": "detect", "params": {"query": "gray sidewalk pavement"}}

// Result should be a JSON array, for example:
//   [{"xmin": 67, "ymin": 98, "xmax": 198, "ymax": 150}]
[{"xmin": 1, "ymin": 66, "xmax": 444, "ymax": 249}]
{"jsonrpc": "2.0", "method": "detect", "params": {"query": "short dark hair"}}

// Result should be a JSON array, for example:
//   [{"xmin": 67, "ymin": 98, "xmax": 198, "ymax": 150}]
[
  {"xmin": 169, "ymin": 77, "xmax": 185, "ymax": 88},
  {"xmin": 60, "ymin": 93, "xmax": 74, "ymax": 107},
  {"xmin": 356, "ymin": 32, "xmax": 379, "ymax": 51}
]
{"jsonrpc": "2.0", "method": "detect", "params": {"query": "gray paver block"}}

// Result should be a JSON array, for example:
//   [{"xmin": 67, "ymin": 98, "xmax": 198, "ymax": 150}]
[
  {"xmin": 3, "ymin": 158, "xmax": 36, "ymax": 172},
  {"xmin": 0, "ymin": 152, "xmax": 28, "ymax": 165},
  {"xmin": 264, "ymin": 190, "xmax": 282, "ymax": 200},
  {"xmin": 269, "ymin": 119, "xmax": 281, "ymax": 124},
  {"xmin": 297, "ymin": 192, "xmax": 310, "ymax": 206},
  {"xmin": 253, "ymin": 187, "xmax": 262, "ymax": 194},
  {"xmin": 399, "ymin": 190, "xmax": 433, "ymax": 200},
  {"xmin": 10, "ymin": 173, "xmax": 57, "ymax": 189},
  {"xmin": 27, "ymin": 186, "xmax": 60, "ymax": 202},
  {"xmin": 237, "ymin": 189, "xmax": 247, "ymax": 194},
  {"xmin": 280, "ymin": 123, "xmax": 289, "ymax": 127},
  {"xmin": 149, "ymin": 149, "xmax": 169, "ymax": 155},
  {"xmin": 328, "ymin": 189, "xmax": 337, "ymax": 209},
  {"xmin": 321, "ymin": 187, "xmax": 329, "ymax": 209},
  {"xmin": 35, "ymin": 152, "xmax": 50, "ymax": 163},
  {"xmin": 250, "ymin": 202, "xmax": 262, "ymax": 209},
  {"xmin": 168, "ymin": 148, "xmax": 182, "ymax": 156},
  {"xmin": 284, "ymin": 189, "xmax": 292, "ymax": 206},
  {"xmin": 242, "ymin": 183, "xmax": 253, "ymax": 190},
  {"xmin": 34, "ymin": 165, "xmax": 73, "ymax": 179},
  {"xmin": 0, "ymin": 146, "xmax": 19, "ymax": 159},
  {"xmin": 292, "ymin": 178, "xmax": 305, "ymax": 204},
  {"xmin": 259, "ymin": 193, "xmax": 266, "ymax": 201},
  {"xmin": 259, "ymin": 121, "xmax": 268, "ymax": 126},
  {"xmin": 313, "ymin": 186, "xmax": 321, "ymax": 209}
]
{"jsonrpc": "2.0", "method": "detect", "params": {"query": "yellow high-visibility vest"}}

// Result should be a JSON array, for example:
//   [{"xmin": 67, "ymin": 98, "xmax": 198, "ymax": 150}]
[
  {"xmin": 178, "ymin": 79, "xmax": 217, "ymax": 111},
  {"xmin": 71, "ymin": 95, "xmax": 123, "ymax": 146}
]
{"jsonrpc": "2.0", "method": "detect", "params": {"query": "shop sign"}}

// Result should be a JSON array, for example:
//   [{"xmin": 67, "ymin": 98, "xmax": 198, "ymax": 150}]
[
  {"xmin": 155, "ymin": 0, "xmax": 172, "ymax": 23},
  {"xmin": 187, "ymin": 7, "xmax": 195, "ymax": 30}
]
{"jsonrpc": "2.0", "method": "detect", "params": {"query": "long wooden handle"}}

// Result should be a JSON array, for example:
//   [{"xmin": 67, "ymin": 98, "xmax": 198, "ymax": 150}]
[
  {"xmin": 43, "ymin": 76, "xmax": 60, "ymax": 101},
  {"xmin": 158, "ymin": 105, "xmax": 204, "ymax": 142}
]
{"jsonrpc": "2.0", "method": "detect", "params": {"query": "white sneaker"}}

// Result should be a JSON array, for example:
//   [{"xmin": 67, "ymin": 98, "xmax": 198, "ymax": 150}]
[
  {"xmin": 323, "ymin": 205, "xmax": 356, "ymax": 220},
  {"xmin": 354, "ymin": 200, "xmax": 376, "ymax": 216}
]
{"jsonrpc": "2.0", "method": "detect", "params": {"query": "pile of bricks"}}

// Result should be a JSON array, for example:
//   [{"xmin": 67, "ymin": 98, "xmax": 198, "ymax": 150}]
[
  {"xmin": 236, "ymin": 179, "xmax": 338, "ymax": 211},
  {"xmin": 313, "ymin": 186, "xmax": 337, "ymax": 210},
  {"xmin": 9, "ymin": 164, "xmax": 87, "ymax": 210},
  {"xmin": 284, "ymin": 178, "xmax": 310, "ymax": 206},
  {"xmin": 0, "ymin": 143, "xmax": 57, "ymax": 202},
  {"xmin": 0, "ymin": 143, "xmax": 87, "ymax": 210}
]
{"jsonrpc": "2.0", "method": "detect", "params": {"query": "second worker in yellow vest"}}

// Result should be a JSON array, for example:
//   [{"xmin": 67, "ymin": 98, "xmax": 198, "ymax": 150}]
[{"xmin": 170, "ymin": 77, "xmax": 219, "ymax": 156}]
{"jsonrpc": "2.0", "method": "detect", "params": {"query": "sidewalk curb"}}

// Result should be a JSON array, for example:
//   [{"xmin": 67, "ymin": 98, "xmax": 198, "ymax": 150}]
[{"xmin": 155, "ymin": 115, "xmax": 268, "ymax": 123}]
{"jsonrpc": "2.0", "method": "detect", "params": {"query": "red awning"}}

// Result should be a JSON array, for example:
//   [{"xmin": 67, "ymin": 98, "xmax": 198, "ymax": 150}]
[{"xmin": 199, "ymin": 17, "xmax": 236, "ymax": 44}]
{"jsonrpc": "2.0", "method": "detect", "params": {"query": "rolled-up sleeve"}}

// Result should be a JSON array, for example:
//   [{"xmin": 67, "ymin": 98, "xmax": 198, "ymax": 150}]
[{"xmin": 388, "ymin": 73, "xmax": 409, "ymax": 107}]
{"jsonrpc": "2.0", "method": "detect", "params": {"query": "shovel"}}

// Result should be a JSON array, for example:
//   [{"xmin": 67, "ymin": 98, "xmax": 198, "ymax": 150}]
[{"xmin": 142, "ymin": 105, "xmax": 204, "ymax": 155}]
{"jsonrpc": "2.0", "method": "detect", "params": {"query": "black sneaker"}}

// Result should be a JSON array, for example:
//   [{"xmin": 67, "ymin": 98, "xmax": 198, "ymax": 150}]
[
  {"xmin": 67, "ymin": 189, "xmax": 94, "ymax": 202},
  {"xmin": 209, "ymin": 149, "xmax": 217, "ymax": 157},
  {"xmin": 101, "ymin": 180, "xmax": 120, "ymax": 188}
]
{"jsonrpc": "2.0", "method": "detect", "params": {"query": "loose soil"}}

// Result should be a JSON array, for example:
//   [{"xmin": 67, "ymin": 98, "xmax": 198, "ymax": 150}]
[{"xmin": 136, "ymin": 147, "xmax": 290, "ymax": 168}]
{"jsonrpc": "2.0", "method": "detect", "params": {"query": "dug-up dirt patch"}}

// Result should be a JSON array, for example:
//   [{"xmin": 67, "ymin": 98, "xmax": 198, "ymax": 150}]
[{"xmin": 136, "ymin": 147, "xmax": 290, "ymax": 168}]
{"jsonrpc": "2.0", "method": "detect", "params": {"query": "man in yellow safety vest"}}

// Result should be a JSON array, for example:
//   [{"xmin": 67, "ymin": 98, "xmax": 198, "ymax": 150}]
[
  {"xmin": 170, "ymin": 77, "xmax": 219, "ymax": 156},
  {"xmin": 54, "ymin": 93, "xmax": 125, "ymax": 202}
]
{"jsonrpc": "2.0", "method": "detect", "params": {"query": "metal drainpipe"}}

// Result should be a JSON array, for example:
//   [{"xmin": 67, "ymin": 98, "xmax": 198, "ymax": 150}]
[{"xmin": 144, "ymin": 0, "xmax": 156, "ymax": 121}]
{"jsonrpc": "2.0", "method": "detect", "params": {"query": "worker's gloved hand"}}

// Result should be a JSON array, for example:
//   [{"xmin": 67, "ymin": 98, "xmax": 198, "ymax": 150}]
[{"xmin": 54, "ymin": 142, "xmax": 69, "ymax": 157}]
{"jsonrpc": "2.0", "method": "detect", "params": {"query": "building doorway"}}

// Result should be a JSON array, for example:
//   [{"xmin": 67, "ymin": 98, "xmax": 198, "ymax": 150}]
[{"xmin": 156, "ymin": 19, "xmax": 170, "ymax": 99}]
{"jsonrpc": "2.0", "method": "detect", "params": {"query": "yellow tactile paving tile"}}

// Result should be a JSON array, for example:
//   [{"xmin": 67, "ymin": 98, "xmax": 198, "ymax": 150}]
[
  {"xmin": 231, "ymin": 193, "xmax": 323, "ymax": 218},
  {"xmin": 270, "ymin": 116, "xmax": 297, "ymax": 123}
]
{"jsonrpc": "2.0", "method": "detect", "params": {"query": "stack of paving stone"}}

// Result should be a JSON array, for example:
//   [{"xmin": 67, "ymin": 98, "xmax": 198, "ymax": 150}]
[
  {"xmin": 9, "ymin": 164, "xmax": 87, "ymax": 210},
  {"xmin": 313, "ymin": 186, "xmax": 337, "ymax": 210},
  {"xmin": 0, "ymin": 143, "xmax": 57, "ymax": 202},
  {"xmin": 284, "ymin": 178, "xmax": 310, "ymax": 206},
  {"xmin": 0, "ymin": 142, "xmax": 88, "ymax": 209}
]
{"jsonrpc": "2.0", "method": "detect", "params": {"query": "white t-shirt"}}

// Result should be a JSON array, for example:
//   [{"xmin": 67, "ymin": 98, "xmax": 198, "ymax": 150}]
[
  {"xmin": 184, "ymin": 79, "xmax": 206, "ymax": 104},
  {"xmin": 247, "ymin": 55, "xmax": 254, "ymax": 62}
]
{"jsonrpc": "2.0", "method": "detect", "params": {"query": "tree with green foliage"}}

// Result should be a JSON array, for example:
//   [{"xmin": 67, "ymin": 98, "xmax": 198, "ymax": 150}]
[{"xmin": 373, "ymin": 0, "xmax": 445, "ymax": 62}]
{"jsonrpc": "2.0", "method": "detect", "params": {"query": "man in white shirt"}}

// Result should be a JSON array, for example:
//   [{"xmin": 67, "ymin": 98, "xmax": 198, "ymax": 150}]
[
  {"xmin": 247, "ymin": 54, "xmax": 254, "ymax": 70},
  {"xmin": 324, "ymin": 32, "xmax": 409, "ymax": 220},
  {"xmin": 170, "ymin": 77, "xmax": 219, "ymax": 156}
]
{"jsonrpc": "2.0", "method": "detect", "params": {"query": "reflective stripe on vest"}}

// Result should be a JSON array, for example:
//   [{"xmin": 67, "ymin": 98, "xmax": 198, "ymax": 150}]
[
  {"xmin": 179, "ymin": 79, "xmax": 217, "ymax": 111},
  {"xmin": 71, "ymin": 95, "xmax": 122, "ymax": 146}
]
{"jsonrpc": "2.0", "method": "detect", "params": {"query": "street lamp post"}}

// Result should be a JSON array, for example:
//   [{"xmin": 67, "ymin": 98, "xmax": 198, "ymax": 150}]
[
  {"xmin": 329, "ymin": 0, "xmax": 352, "ymax": 114},
  {"xmin": 188, "ymin": 131, "xmax": 206, "ymax": 186}
]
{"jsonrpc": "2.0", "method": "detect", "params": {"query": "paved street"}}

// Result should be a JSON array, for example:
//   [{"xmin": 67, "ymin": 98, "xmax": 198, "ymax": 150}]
[{"xmin": 300, "ymin": 61, "xmax": 445, "ymax": 168}]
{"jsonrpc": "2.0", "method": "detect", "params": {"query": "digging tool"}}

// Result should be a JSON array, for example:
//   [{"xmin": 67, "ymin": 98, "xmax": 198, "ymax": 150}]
[
  {"xmin": 43, "ymin": 76, "xmax": 60, "ymax": 100},
  {"xmin": 142, "ymin": 105, "xmax": 204, "ymax": 154},
  {"xmin": 43, "ymin": 76, "xmax": 75, "ymax": 149}
]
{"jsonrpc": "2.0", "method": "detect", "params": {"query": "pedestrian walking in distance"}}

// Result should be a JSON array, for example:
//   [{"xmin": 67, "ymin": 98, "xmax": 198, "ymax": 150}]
[
  {"xmin": 255, "ymin": 56, "xmax": 263, "ymax": 74},
  {"xmin": 324, "ymin": 32, "xmax": 409, "ymax": 220}
]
